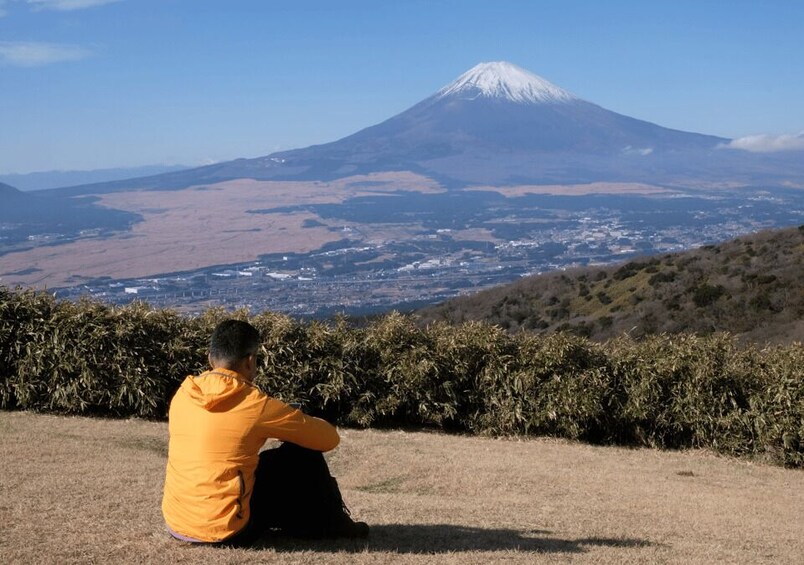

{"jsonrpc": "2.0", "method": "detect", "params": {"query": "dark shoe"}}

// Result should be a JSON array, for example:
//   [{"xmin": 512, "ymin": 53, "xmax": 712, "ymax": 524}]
[
  {"xmin": 327, "ymin": 477, "xmax": 369, "ymax": 538},
  {"xmin": 329, "ymin": 516, "xmax": 370, "ymax": 539}
]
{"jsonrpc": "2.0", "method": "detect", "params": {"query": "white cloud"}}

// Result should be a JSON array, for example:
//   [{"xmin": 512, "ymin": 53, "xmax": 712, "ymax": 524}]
[
  {"xmin": 0, "ymin": 41, "xmax": 92, "ymax": 66},
  {"xmin": 724, "ymin": 132, "xmax": 804, "ymax": 153},
  {"xmin": 25, "ymin": 0, "xmax": 121, "ymax": 10}
]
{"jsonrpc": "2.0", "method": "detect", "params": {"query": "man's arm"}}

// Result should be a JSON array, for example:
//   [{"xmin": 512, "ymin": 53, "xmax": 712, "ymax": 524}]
[{"xmin": 258, "ymin": 398, "xmax": 340, "ymax": 451}]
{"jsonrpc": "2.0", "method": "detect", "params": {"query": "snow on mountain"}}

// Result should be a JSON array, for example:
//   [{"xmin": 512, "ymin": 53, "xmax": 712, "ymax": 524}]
[{"xmin": 436, "ymin": 61, "xmax": 577, "ymax": 104}]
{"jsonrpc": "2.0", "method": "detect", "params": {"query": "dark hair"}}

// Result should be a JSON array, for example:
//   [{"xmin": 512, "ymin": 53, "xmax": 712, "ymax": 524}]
[{"xmin": 209, "ymin": 320, "xmax": 261, "ymax": 366}]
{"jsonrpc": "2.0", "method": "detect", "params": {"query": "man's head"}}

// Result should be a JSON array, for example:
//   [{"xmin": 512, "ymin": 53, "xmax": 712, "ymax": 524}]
[{"xmin": 208, "ymin": 319, "xmax": 261, "ymax": 379}]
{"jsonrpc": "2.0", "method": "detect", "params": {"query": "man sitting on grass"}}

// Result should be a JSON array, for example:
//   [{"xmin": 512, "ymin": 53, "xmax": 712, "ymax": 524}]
[{"xmin": 162, "ymin": 319, "xmax": 368, "ymax": 545}]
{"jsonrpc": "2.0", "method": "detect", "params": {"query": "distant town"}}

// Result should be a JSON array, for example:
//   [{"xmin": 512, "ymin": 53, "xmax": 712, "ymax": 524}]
[{"xmin": 49, "ymin": 188, "xmax": 801, "ymax": 318}]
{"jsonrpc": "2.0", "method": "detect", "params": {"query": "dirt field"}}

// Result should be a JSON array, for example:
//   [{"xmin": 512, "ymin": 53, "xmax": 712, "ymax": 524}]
[{"xmin": 1, "ymin": 411, "xmax": 802, "ymax": 564}]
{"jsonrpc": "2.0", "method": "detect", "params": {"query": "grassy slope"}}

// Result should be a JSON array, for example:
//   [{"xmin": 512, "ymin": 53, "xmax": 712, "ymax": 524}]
[
  {"xmin": 1, "ymin": 411, "xmax": 802, "ymax": 564},
  {"xmin": 417, "ymin": 225, "xmax": 804, "ymax": 345}
]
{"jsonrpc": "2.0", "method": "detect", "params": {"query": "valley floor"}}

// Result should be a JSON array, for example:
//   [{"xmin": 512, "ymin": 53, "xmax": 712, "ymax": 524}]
[{"xmin": 1, "ymin": 411, "xmax": 802, "ymax": 564}]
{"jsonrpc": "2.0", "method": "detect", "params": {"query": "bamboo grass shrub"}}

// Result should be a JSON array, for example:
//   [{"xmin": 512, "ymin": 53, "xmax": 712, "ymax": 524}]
[
  {"xmin": 1, "ymin": 293, "xmax": 209, "ymax": 418},
  {"xmin": 437, "ymin": 321, "xmax": 527, "ymax": 435},
  {"xmin": 745, "ymin": 345, "xmax": 804, "ymax": 466},
  {"xmin": 518, "ymin": 333, "xmax": 615, "ymax": 440},
  {"xmin": 344, "ymin": 311, "xmax": 438, "ymax": 427},
  {"xmin": 251, "ymin": 312, "xmax": 366, "ymax": 424},
  {"xmin": 0, "ymin": 286, "xmax": 802, "ymax": 467},
  {"xmin": 0, "ymin": 288, "xmax": 58, "ymax": 410}
]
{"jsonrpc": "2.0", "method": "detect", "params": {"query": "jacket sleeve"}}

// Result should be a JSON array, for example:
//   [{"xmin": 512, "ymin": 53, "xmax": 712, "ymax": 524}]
[{"xmin": 257, "ymin": 398, "xmax": 340, "ymax": 452}]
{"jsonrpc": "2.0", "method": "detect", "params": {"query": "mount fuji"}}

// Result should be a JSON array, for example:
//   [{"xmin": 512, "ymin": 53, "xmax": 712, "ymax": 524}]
[
  {"xmin": 51, "ymin": 61, "xmax": 804, "ymax": 193},
  {"xmin": 255, "ymin": 61, "xmax": 732, "ymax": 184}
]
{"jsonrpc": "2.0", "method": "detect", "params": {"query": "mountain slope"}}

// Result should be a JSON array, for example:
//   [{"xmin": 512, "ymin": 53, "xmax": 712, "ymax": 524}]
[
  {"xmin": 0, "ymin": 164, "xmax": 189, "ymax": 192},
  {"xmin": 290, "ymin": 61, "xmax": 724, "ymax": 153},
  {"xmin": 0, "ymin": 182, "xmax": 25, "ymax": 199},
  {"xmin": 416, "ymin": 225, "xmax": 804, "ymax": 345},
  {"xmin": 45, "ymin": 61, "xmax": 804, "ymax": 195},
  {"xmin": 261, "ymin": 61, "xmax": 729, "ymax": 183}
]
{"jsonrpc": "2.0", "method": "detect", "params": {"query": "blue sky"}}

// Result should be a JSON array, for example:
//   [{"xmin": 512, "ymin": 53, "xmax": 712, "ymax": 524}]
[{"xmin": 1, "ymin": 0, "xmax": 803, "ymax": 174}]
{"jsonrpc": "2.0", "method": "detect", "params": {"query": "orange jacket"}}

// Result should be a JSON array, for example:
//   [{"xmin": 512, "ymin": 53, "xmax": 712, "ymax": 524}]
[{"xmin": 161, "ymin": 368, "xmax": 339, "ymax": 542}]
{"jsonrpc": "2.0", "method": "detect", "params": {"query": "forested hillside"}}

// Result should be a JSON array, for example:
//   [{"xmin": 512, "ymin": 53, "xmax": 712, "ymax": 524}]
[{"xmin": 417, "ymin": 225, "xmax": 804, "ymax": 344}]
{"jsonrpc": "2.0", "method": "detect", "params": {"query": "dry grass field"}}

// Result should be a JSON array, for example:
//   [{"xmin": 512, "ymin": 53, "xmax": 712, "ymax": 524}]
[
  {"xmin": 467, "ymin": 181, "xmax": 675, "ymax": 197},
  {"xmin": 0, "ymin": 175, "xmax": 685, "ymax": 289},
  {"xmin": 1, "ymin": 410, "xmax": 802, "ymax": 564},
  {"xmin": 0, "ymin": 172, "xmax": 445, "ymax": 288}
]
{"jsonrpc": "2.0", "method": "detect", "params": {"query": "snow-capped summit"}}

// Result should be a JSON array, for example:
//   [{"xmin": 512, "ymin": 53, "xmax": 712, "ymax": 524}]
[{"xmin": 436, "ymin": 61, "xmax": 577, "ymax": 104}]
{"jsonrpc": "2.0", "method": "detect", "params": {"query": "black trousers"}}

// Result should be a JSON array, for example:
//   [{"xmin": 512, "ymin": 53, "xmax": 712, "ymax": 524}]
[{"xmin": 221, "ymin": 442, "xmax": 343, "ymax": 546}]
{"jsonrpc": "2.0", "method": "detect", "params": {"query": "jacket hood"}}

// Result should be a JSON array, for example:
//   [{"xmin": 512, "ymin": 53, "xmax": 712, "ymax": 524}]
[{"xmin": 180, "ymin": 369, "xmax": 252, "ymax": 410}]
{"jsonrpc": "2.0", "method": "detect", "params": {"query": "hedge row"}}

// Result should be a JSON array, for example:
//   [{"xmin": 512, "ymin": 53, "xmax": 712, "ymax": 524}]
[{"xmin": 1, "ymin": 287, "xmax": 802, "ymax": 466}]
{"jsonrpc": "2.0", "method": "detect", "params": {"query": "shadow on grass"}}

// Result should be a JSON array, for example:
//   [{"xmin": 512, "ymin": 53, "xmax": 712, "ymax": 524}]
[{"xmin": 253, "ymin": 524, "xmax": 656, "ymax": 554}]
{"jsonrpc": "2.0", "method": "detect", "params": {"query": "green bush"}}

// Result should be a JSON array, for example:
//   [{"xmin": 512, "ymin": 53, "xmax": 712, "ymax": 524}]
[{"xmin": 0, "ymin": 286, "xmax": 802, "ymax": 467}]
